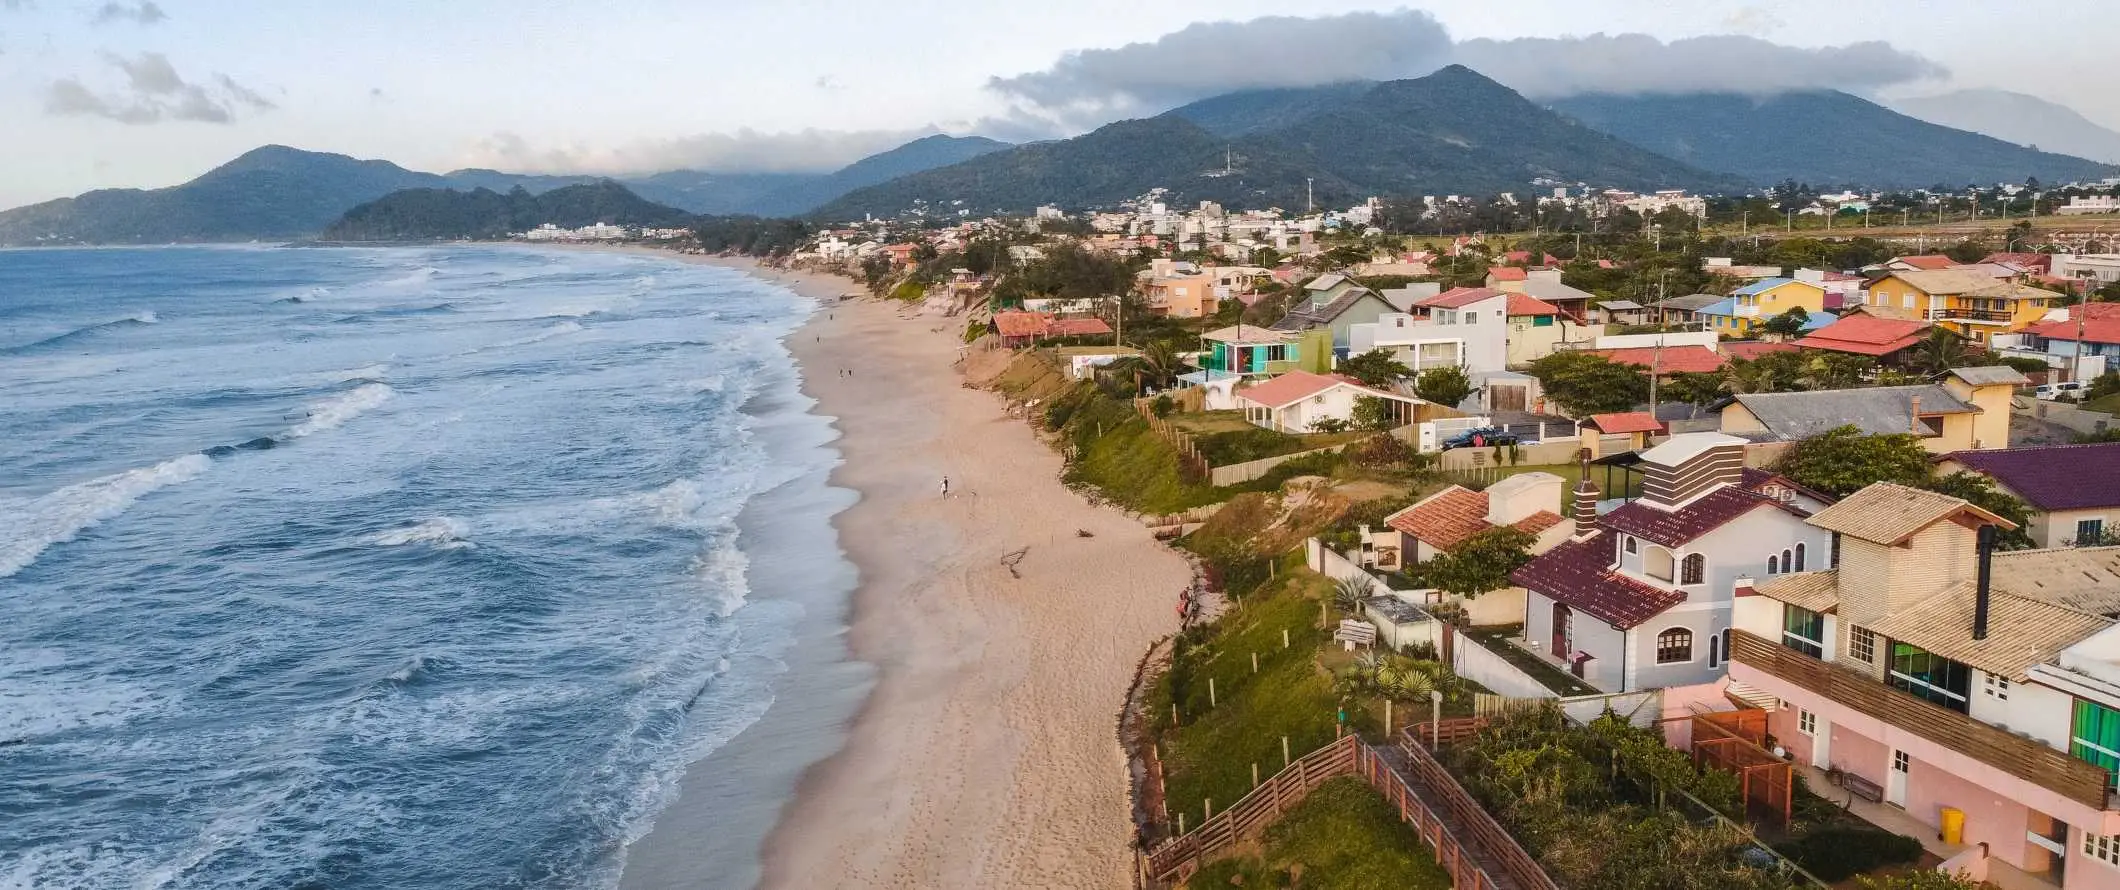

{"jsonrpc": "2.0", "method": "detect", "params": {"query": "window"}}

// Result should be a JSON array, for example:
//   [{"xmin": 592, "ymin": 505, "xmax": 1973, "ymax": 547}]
[
  {"xmin": 1794, "ymin": 543, "xmax": 1807, "ymax": 572},
  {"xmin": 1985, "ymin": 674, "xmax": 2010, "ymax": 701},
  {"xmin": 1848, "ymin": 626, "xmax": 1877, "ymax": 664},
  {"xmin": 1798, "ymin": 710, "xmax": 1817, "ymax": 736},
  {"xmin": 1465, "ymin": 312, "xmax": 1477, "ymax": 325},
  {"xmin": 1782, "ymin": 605, "xmax": 1826, "ymax": 659},
  {"xmin": 1831, "ymin": 533, "xmax": 1841, "ymax": 568},
  {"xmin": 1892, "ymin": 750, "xmax": 1910, "ymax": 773},
  {"xmin": 2085, "ymin": 832, "xmax": 2120, "ymax": 867},
  {"xmin": 1888, "ymin": 641, "xmax": 1972, "ymax": 713},
  {"xmin": 1625, "ymin": 536, "xmax": 1638, "ymax": 554},
  {"xmin": 1781, "ymin": 548, "xmax": 1794, "ymax": 573},
  {"xmin": 1681, "ymin": 554, "xmax": 1705, "ymax": 585},
  {"xmin": 1656, "ymin": 628, "xmax": 1693, "ymax": 664},
  {"xmin": 1767, "ymin": 554, "xmax": 1781, "ymax": 575},
  {"xmin": 2080, "ymin": 519, "xmax": 2107, "ymax": 547},
  {"xmin": 2073, "ymin": 699, "xmax": 2120, "ymax": 790}
]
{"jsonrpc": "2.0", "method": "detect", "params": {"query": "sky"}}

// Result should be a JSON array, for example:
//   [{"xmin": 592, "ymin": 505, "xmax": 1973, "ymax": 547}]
[{"xmin": 2, "ymin": 0, "xmax": 2116, "ymax": 209}]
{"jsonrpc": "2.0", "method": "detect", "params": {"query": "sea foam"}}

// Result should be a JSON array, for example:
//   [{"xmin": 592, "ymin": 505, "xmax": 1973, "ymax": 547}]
[
  {"xmin": 0, "ymin": 454, "xmax": 212, "ymax": 579},
  {"xmin": 284, "ymin": 383, "xmax": 395, "ymax": 439}
]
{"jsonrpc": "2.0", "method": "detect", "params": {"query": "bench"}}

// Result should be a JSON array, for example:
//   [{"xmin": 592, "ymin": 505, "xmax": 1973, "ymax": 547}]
[{"xmin": 1840, "ymin": 772, "xmax": 1885, "ymax": 803}]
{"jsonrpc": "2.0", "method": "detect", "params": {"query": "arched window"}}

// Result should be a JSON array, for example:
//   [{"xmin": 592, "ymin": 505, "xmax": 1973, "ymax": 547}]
[
  {"xmin": 1657, "ymin": 628, "xmax": 1694, "ymax": 664},
  {"xmin": 1681, "ymin": 554, "xmax": 1706, "ymax": 585},
  {"xmin": 1767, "ymin": 554, "xmax": 1781, "ymax": 575},
  {"xmin": 1709, "ymin": 632, "xmax": 1722, "ymax": 668},
  {"xmin": 1624, "ymin": 536, "xmax": 1638, "ymax": 554},
  {"xmin": 1794, "ymin": 543, "xmax": 1807, "ymax": 572},
  {"xmin": 1781, "ymin": 548, "xmax": 1793, "ymax": 573}
]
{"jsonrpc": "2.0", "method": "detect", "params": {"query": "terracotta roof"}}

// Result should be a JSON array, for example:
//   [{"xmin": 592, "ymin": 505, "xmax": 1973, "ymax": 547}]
[
  {"xmin": 1585, "ymin": 412, "xmax": 1665, "ymax": 435},
  {"xmin": 1235, "ymin": 370, "xmax": 1346, "ymax": 408},
  {"xmin": 1795, "ymin": 314, "xmax": 1932, "ymax": 356},
  {"xmin": 1507, "ymin": 292, "xmax": 1561, "ymax": 317},
  {"xmin": 1805, "ymin": 482, "xmax": 2011, "ymax": 545},
  {"xmin": 2021, "ymin": 303, "xmax": 2120, "ymax": 346},
  {"xmin": 1943, "ymin": 443, "xmax": 2120, "ymax": 511},
  {"xmin": 1721, "ymin": 341, "xmax": 1801, "ymax": 361},
  {"xmin": 1757, "ymin": 571, "xmax": 1841, "ymax": 613},
  {"xmin": 1383, "ymin": 485, "xmax": 1564, "ymax": 552},
  {"xmin": 1586, "ymin": 346, "xmax": 1726, "ymax": 375},
  {"xmin": 1046, "ymin": 317, "xmax": 1113, "ymax": 337},
  {"xmin": 994, "ymin": 311, "xmax": 1052, "ymax": 338},
  {"xmin": 1419, "ymin": 286, "xmax": 1508, "ymax": 309},
  {"xmin": 1489, "ymin": 266, "xmax": 1528, "ymax": 282},
  {"xmin": 1601, "ymin": 484, "xmax": 1797, "ymax": 548},
  {"xmin": 1893, "ymin": 255, "xmax": 1955, "ymax": 270},
  {"xmin": 1512, "ymin": 534, "xmax": 1688, "ymax": 630},
  {"xmin": 1869, "ymin": 584, "xmax": 2110, "ymax": 682},
  {"xmin": 1983, "ymin": 252, "xmax": 2050, "ymax": 270}
]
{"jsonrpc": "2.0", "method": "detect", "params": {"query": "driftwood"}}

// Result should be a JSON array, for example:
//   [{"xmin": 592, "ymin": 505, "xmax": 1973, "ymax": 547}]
[
  {"xmin": 1076, "ymin": 529, "xmax": 1095, "ymax": 538},
  {"xmin": 1001, "ymin": 547, "xmax": 1030, "ymax": 579}
]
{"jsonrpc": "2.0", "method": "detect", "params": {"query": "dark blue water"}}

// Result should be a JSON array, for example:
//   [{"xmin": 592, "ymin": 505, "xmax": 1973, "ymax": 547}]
[{"xmin": 0, "ymin": 246, "xmax": 827, "ymax": 889}]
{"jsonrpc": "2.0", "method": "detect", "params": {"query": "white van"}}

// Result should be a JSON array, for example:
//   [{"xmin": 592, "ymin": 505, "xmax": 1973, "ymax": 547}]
[{"xmin": 2037, "ymin": 381, "xmax": 2086, "ymax": 401}]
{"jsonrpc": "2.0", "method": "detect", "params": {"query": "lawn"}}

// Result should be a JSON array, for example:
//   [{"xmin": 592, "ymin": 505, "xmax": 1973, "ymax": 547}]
[
  {"xmin": 1171, "ymin": 410, "xmax": 1367, "ymax": 466},
  {"xmin": 1183, "ymin": 777, "xmax": 1453, "ymax": 890},
  {"xmin": 1153, "ymin": 565, "xmax": 1363, "ymax": 825},
  {"xmin": 2081, "ymin": 393, "xmax": 2120, "ymax": 415},
  {"xmin": 1440, "ymin": 459, "xmax": 1645, "ymax": 500}
]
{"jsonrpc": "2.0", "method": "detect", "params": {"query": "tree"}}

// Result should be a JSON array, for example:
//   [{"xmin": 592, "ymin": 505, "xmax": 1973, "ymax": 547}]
[
  {"xmin": 1415, "ymin": 365, "xmax": 1473, "ymax": 408},
  {"xmin": 1800, "ymin": 352, "xmax": 1876, "ymax": 390},
  {"xmin": 1774, "ymin": 426, "xmax": 1932, "ymax": 498},
  {"xmin": 1721, "ymin": 351, "xmax": 1806, "ymax": 395},
  {"xmin": 1527, "ymin": 352, "xmax": 1650, "ymax": 415},
  {"xmin": 1923, "ymin": 472, "xmax": 2036, "ymax": 549},
  {"xmin": 1339, "ymin": 348, "xmax": 1413, "ymax": 387},
  {"xmin": 1423, "ymin": 527, "xmax": 1537, "ymax": 599},
  {"xmin": 1331, "ymin": 577, "xmax": 1369, "ymax": 614},
  {"xmin": 1911, "ymin": 328, "xmax": 1971, "ymax": 375},
  {"xmin": 1351, "ymin": 395, "xmax": 1400, "ymax": 432},
  {"xmin": 1660, "ymin": 372, "xmax": 1728, "ymax": 407},
  {"xmin": 1759, "ymin": 306, "xmax": 1812, "ymax": 338}
]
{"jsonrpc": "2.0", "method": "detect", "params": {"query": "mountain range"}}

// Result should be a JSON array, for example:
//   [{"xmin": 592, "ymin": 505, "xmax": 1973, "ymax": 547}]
[
  {"xmin": 321, "ymin": 181, "xmax": 694, "ymax": 241},
  {"xmin": 1889, "ymin": 89, "xmax": 2120, "ymax": 166},
  {"xmin": 817, "ymin": 66, "xmax": 1746, "ymax": 219},
  {"xmin": 1548, "ymin": 90, "xmax": 2116, "ymax": 189},
  {"xmin": 0, "ymin": 134, "xmax": 1008, "ymax": 245}
]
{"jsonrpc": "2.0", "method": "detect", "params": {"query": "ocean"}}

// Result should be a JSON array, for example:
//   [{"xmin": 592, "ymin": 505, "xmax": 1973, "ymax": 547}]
[{"xmin": 0, "ymin": 245, "xmax": 848, "ymax": 889}]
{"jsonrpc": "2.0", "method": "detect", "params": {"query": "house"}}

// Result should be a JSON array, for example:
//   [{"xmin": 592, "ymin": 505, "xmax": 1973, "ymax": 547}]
[
  {"xmin": 2005, "ymin": 302, "xmax": 2120, "ymax": 375},
  {"xmin": 1881, "ymin": 254, "xmax": 1957, "ymax": 272},
  {"xmin": 1982, "ymin": 252, "xmax": 2053, "ymax": 274},
  {"xmin": 1200, "ymin": 324, "xmax": 1329, "ymax": 378},
  {"xmin": 1729, "ymin": 483, "xmax": 2120, "ymax": 887},
  {"xmin": 1867, "ymin": 270, "xmax": 2067, "ymax": 345},
  {"xmin": 1596, "ymin": 300, "xmax": 1651, "ymax": 326},
  {"xmin": 1795, "ymin": 267, "xmax": 1866, "ymax": 311},
  {"xmin": 882, "ymin": 243, "xmax": 919, "ymax": 267},
  {"xmin": 1514, "ymin": 268, "xmax": 1596, "ymax": 323},
  {"xmin": 1581, "ymin": 412, "xmax": 1666, "ymax": 458},
  {"xmin": 1724, "ymin": 278, "xmax": 1830, "ymax": 336},
  {"xmin": 1140, "ymin": 270, "xmax": 1220, "ymax": 318},
  {"xmin": 1936, "ymin": 443, "xmax": 2120, "ymax": 548},
  {"xmin": 1055, "ymin": 345, "xmax": 1141, "ymax": 380},
  {"xmin": 1585, "ymin": 345, "xmax": 1727, "ymax": 378},
  {"xmin": 1654, "ymin": 293, "xmax": 1728, "ymax": 328},
  {"xmin": 1351, "ymin": 287, "xmax": 1522, "ymax": 377},
  {"xmin": 1231, "ymin": 370, "xmax": 1428, "ymax": 433},
  {"xmin": 1379, "ymin": 283, "xmax": 1444, "ymax": 313},
  {"xmin": 1377, "ymin": 472, "xmax": 1572, "ymax": 625},
  {"xmin": 1272, "ymin": 277, "xmax": 1399, "ymax": 352},
  {"xmin": 1721, "ymin": 340, "xmax": 1802, "ymax": 361},
  {"xmin": 991, "ymin": 311, "xmax": 1113, "ymax": 348},
  {"xmin": 1716, "ymin": 371, "xmax": 2016, "ymax": 452},
  {"xmin": 1486, "ymin": 266, "xmax": 1529, "ymax": 288},
  {"xmin": 1513, "ymin": 436, "xmax": 1835, "ymax": 692},
  {"xmin": 1794, "ymin": 313, "xmax": 1937, "ymax": 366}
]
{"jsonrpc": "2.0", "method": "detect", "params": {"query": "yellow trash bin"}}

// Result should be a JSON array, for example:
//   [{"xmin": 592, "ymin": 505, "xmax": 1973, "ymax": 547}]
[{"xmin": 1940, "ymin": 806, "xmax": 1966, "ymax": 845}]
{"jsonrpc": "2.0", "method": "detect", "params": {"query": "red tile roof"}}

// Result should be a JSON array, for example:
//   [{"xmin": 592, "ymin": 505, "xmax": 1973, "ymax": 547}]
[
  {"xmin": 1511, "ymin": 534, "xmax": 1688, "ymax": 629},
  {"xmin": 1894, "ymin": 255, "xmax": 1955, "ymax": 270},
  {"xmin": 1944, "ymin": 443, "xmax": 2120, "ymax": 511},
  {"xmin": 1046, "ymin": 317, "xmax": 1113, "ymax": 337},
  {"xmin": 1488, "ymin": 266, "xmax": 1528, "ymax": 282},
  {"xmin": 1585, "ymin": 346, "xmax": 1726, "ymax": 374},
  {"xmin": 1721, "ymin": 341, "xmax": 1801, "ymax": 361},
  {"xmin": 1507, "ymin": 293, "xmax": 1561, "ymax": 317},
  {"xmin": 1419, "ymin": 286, "xmax": 1508, "ymax": 309},
  {"xmin": 1795, "ymin": 314, "xmax": 1931, "ymax": 356},
  {"xmin": 994, "ymin": 311, "xmax": 1052, "ymax": 338},
  {"xmin": 2021, "ymin": 303, "xmax": 2120, "ymax": 346},
  {"xmin": 1585, "ymin": 412, "xmax": 1665, "ymax": 435},
  {"xmin": 1600, "ymin": 485, "xmax": 1790, "ymax": 548},
  {"xmin": 1235, "ymin": 370, "xmax": 1384, "ymax": 408},
  {"xmin": 1982, "ymin": 252, "xmax": 2050, "ymax": 271},
  {"xmin": 1386, "ymin": 486, "xmax": 1563, "ymax": 552}
]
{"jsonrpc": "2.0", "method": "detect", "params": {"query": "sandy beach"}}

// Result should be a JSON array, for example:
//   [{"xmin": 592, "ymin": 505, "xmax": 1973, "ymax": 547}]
[{"xmin": 617, "ymin": 252, "xmax": 1191, "ymax": 888}]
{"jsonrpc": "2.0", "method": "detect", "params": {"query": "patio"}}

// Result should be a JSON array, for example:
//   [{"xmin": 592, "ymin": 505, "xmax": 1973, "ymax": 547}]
[{"xmin": 1793, "ymin": 763, "xmax": 2052, "ymax": 890}]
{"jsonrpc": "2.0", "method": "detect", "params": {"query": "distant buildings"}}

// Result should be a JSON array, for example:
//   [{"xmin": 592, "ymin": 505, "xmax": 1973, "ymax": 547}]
[{"xmin": 521, "ymin": 222, "xmax": 631, "ymax": 242}]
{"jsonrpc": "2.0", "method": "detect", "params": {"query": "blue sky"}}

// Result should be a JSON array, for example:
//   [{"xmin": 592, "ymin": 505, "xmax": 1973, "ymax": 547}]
[{"xmin": 1, "ymin": 0, "xmax": 2114, "ymax": 209}]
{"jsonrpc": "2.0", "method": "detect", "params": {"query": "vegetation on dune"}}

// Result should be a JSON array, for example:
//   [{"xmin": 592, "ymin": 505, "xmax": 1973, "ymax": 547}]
[
  {"xmin": 321, "ymin": 181, "xmax": 694, "ymax": 241},
  {"xmin": 1182, "ymin": 777, "xmax": 1453, "ymax": 890}
]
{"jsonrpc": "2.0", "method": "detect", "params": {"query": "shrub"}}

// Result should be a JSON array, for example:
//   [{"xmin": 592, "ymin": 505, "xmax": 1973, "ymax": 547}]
[
  {"xmin": 1151, "ymin": 394, "xmax": 1175, "ymax": 418},
  {"xmin": 1311, "ymin": 417, "xmax": 1351, "ymax": 433},
  {"xmin": 1775, "ymin": 825, "xmax": 1924, "ymax": 881}
]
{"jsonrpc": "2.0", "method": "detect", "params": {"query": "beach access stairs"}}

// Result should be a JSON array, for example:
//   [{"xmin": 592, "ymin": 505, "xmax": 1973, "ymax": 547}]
[{"xmin": 1137, "ymin": 730, "xmax": 1557, "ymax": 890}]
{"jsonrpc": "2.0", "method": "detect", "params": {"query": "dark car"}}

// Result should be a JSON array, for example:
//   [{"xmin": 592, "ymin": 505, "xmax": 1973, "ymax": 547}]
[{"xmin": 1441, "ymin": 427, "xmax": 1520, "ymax": 450}]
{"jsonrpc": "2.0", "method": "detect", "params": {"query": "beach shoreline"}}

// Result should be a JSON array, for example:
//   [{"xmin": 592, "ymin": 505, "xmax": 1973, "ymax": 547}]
[{"xmin": 610, "ymin": 247, "xmax": 1190, "ymax": 889}]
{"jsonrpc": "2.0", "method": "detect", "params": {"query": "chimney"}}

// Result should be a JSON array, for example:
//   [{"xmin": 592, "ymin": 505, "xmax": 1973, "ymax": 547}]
[
  {"xmin": 1973, "ymin": 524, "xmax": 1996, "ymax": 641},
  {"xmin": 1910, "ymin": 395, "xmax": 1922, "ymax": 434},
  {"xmin": 1572, "ymin": 448, "xmax": 1600, "ymax": 539}
]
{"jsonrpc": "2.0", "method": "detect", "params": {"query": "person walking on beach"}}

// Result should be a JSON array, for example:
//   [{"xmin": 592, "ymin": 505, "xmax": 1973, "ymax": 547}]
[{"xmin": 940, "ymin": 476, "xmax": 950, "ymax": 498}]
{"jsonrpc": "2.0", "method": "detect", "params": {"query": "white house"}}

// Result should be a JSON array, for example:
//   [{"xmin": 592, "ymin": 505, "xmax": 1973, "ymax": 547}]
[
  {"xmin": 1511, "ymin": 434, "xmax": 1835, "ymax": 693},
  {"xmin": 1232, "ymin": 370, "xmax": 1427, "ymax": 433},
  {"xmin": 1347, "ymin": 294, "xmax": 1508, "ymax": 377}
]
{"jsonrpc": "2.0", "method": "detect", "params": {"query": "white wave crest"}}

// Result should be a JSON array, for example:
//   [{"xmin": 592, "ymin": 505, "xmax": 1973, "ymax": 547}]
[
  {"xmin": 285, "ymin": 383, "xmax": 395, "ymax": 439},
  {"xmin": 335, "ymin": 363, "xmax": 391, "ymax": 382},
  {"xmin": 382, "ymin": 266, "xmax": 442, "ymax": 288},
  {"xmin": 678, "ymin": 375, "xmax": 725, "ymax": 393},
  {"xmin": 690, "ymin": 537, "xmax": 751, "ymax": 617},
  {"xmin": 368, "ymin": 517, "xmax": 473, "ymax": 550},
  {"xmin": 0, "ymin": 454, "xmax": 212, "ymax": 578},
  {"xmin": 129, "ymin": 310, "xmax": 158, "ymax": 324}
]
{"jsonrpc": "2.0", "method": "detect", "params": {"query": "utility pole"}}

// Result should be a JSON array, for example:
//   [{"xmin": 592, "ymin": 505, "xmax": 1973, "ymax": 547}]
[
  {"xmin": 1786, "ymin": 208, "xmax": 1793, "ymax": 233},
  {"xmin": 1306, "ymin": 178, "xmax": 1314, "ymax": 215},
  {"xmin": 1741, "ymin": 209, "xmax": 1749, "ymax": 237}
]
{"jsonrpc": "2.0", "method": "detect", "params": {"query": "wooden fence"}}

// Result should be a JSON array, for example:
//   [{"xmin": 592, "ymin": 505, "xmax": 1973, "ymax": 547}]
[
  {"xmin": 1142, "ymin": 734, "xmax": 1359, "ymax": 884},
  {"xmin": 1399, "ymin": 726, "xmax": 1564, "ymax": 890},
  {"xmin": 1132, "ymin": 399, "xmax": 1211, "ymax": 480}
]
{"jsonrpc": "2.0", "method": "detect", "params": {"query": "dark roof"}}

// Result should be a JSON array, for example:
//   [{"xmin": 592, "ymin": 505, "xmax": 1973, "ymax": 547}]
[
  {"xmin": 1271, "ymin": 285, "xmax": 1387, "ymax": 331},
  {"xmin": 1511, "ymin": 534, "xmax": 1688, "ymax": 630},
  {"xmin": 1944, "ymin": 443, "xmax": 2120, "ymax": 511},
  {"xmin": 1599, "ymin": 484, "xmax": 1796, "ymax": 548},
  {"xmin": 1727, "ymin": 384, "xmax": 1978, "ymax": 440}
]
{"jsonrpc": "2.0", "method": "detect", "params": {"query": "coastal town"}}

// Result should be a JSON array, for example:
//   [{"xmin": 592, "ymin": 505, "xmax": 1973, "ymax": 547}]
[{"xmin": 686, "ymin": 179, "xmax": 2120, "ymax": 890}]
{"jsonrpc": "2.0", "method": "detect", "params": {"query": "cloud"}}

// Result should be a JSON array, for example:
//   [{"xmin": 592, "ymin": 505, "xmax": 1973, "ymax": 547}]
[
  {"xmin": 1721, "ymin": 6, "xmax": 1785, "ymax": 35},
  {"xmin": 43, "ymin": 52, "xmax": 274, "ymax": 124},
  {"xmin": 92, "ymin": 1, "xmax": 165, "ymax": 25},
  {"xmin": 988, "ymin": 9, "xmax": 1946, "ymax": 120},
  {"xmin": 460, "ymin": 126, "xmax": 939, "ymax": 175}
]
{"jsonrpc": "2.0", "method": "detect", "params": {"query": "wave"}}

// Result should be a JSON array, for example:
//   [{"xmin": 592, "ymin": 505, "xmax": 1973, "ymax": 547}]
[
  {"xmin": 369, "ymin": 517, "xmax": 473, "ymax": 550},
  {"xmin": 0, "ymin": 311, "xmax": 161, "ymax": 354},
  {"xmin": 461, "ymin": 321, "xmax": 583, "ymax": 355},
  {"xmin": 284, "ymin": 383, "xmax": 395, "ymax": 440},
  {"xmin": 0, "ymin": 453, "xmax": 212, "ymax": 579},
  {"xmin": 381, "ymin": 266, "xmax": 442, "ymax": 288}
]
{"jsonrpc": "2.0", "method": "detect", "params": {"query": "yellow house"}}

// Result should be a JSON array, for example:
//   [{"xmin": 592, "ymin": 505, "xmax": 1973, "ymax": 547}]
[
  {"xmin": 1722, "ymin": 277, "xmax": 1828, "ymax": 336},
  {"xmin": 1865, "ymin": 270, "xmax": 2065, "ymax": 345}
]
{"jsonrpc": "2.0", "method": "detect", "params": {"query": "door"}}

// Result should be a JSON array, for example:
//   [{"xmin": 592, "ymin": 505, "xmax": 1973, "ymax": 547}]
[
  {"xmin": 1551, "ymin": 603, "xmax": 1573, "ymax": 660},
  {"xmin": 1886, "ymin": 749, "xmax": 1910, "ymax": 808}
]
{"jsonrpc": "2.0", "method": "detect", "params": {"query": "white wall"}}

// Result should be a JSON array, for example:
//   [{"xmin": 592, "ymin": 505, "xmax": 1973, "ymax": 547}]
[
  {"xmin": 1968, "ymin": 668, "xmax": 2073, "ymax": 750},
  {"xmin": 1524, "ymin": 589, "xmax": 1630, "ymax": 692},
  {"xmin": 1349, "ymin": 298, "xmax": 1508, "ymax": 375},
  {"xmin": 1592, "ymin": 331, "xmax": 1721, "ymax": 351}
]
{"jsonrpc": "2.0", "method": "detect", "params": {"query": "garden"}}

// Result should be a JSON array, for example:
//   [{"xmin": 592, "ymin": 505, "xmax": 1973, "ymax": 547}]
[{"xmin": 1181, "ymin": 777, "xmax": 1453, "ymax": 890}]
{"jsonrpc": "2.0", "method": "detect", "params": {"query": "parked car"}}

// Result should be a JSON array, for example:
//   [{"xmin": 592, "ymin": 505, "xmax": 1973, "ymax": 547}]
[
  {"xmin": 1441, "ymin": 427, "xmax": 1520, "ymax": 450},
  {"xmin": 2036, "ymin": 381, "xmax": 2086, "ymax": 401}
]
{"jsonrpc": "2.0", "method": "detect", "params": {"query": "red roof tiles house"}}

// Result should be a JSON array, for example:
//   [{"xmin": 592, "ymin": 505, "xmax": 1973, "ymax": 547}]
[
  {"xmin": 2021, "ymin": 302, "xmax": 2120, "ymax": 346},
  {"xmin": 1795, "ymin": 314, "xmax": 1932, "ymax": 356},
  {"xmin": 1585, "ymin": 412, "xmax": 1665, "ymax": 435},
  {"xmin": 1599, "ymin": 486, "xmax": 1800, "ymax": 548},
  {"xmin": 993, "ymin": 311, "xmax": 1053, "ymax": 338},
  {"xmin": 1585, "ymin": 346, "xmax": 1726, "ymax": 374},
  {"xmin": 1506, "ymin": 293, "xmax": 1561, "ymax": 317},
  {"xmin": 1509, "ymin": 535, "xmax": 1687, "ymax": 630},
  {"xmin": 1894, "ymin": 255, "xmax": 1955, "ymax": 270},
  {"xmin": 1488, "ymin": 266, "xmax": 1528, "ymax": 282},
  {"xmin": 1721, "ymin": 341, "xmax": 1801, "ymax": 361},
  {"xmin": 1419, "ymin": 286, "xmax": 1509, "ymax": 309},
  {"xmin": 1234, "ymin": 370, "xmax": 1389, "ymax": 408},
  {"xmin": 1982, "ymin": 252, "xmax": 2051, "ymax": 272},
  {"xmin": 1046, "ymin": 317, "xmax": 1113, "ymax": 337},
  {"xmin": 1386, "ymin": 486, "xmax": 1563, "ymax": 552},
  {"xmin": 1943, "ymin": 443, "xmax": 2120, "ymax": 511}
]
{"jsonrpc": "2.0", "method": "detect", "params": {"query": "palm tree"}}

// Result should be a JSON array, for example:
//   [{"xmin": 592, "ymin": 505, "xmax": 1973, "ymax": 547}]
[
  {"xmin": 1138, "ymin": 340, "xmax": 1182, "ymax": 389},
  {"xmin": 1914, "ymin": 328, "xmax": 1969, "ymax": 375},
  {"xmin": 1331, "ymin": 578, "xmax": 1369, "ymax": 614}
]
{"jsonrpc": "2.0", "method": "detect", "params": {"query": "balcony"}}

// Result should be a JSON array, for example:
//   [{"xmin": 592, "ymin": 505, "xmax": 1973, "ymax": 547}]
[
  {"xmin": 1729, "ymin": 630, "xmax": 2114, "ymax": 810},
  {"xmin": 1926, "ymin": 307, "xmax": 2014, "ymax": 325}
]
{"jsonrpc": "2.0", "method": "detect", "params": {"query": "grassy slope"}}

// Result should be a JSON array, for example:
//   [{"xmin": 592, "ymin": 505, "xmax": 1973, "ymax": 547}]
[{"xmin": 1183, "ymin": 777, "xmax": 1453, "ymax": 890}]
